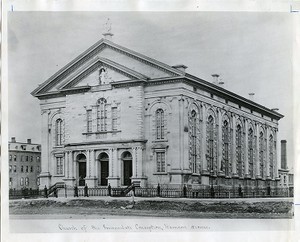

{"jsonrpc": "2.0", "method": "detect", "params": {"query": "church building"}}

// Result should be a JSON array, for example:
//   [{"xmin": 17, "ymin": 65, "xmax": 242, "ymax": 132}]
[{"xmin": 31, "ymin": 30, "xmax": 283, "ymax": 190}]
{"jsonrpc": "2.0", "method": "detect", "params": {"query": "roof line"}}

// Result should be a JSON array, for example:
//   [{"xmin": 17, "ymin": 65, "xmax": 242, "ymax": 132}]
[
  {"xmin": 184, "ymin": 74, "xmax": 284, "ymax": 119},
  {"xmin": 32, "ymin": 38, "xmax": 182, "ymax": 96}
]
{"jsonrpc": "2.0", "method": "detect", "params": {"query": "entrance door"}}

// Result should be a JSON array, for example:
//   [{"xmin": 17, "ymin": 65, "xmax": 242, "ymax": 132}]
[
  {"xmin": 100, "ymin": 161, "xmax": 109, "ymax": 186},
  {"xmin": 79, "ymin": 162, "xmax": 86, "ymax": 186},
  {"xmin": 123, "ymin": 160, "xmax": 132, "ymax": 186}
]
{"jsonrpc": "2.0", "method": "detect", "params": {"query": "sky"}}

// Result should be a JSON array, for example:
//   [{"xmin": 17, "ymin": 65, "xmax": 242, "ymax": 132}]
[{"xmin": 7, "ymin": 12, "xmax": 294, "ymax": 169}]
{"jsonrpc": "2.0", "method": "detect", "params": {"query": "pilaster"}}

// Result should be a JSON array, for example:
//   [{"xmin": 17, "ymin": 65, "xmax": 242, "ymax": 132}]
[
  {"xmin": 244, "ymin": 119, "xmax": 249, "ymax": 177},
  {"xmin": 232, "ymin": 114, "xmax": 237, "ymax": 176}
]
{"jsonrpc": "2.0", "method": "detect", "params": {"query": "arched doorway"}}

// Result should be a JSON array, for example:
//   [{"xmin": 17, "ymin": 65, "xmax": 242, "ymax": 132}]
[
  {"xmin": 77, "ymin": 154, "xmax": 86, "ymax": 186},
  {"xmin": 99, "ymin": 152, "xmax": 109, "ymax": 186},
  {"xmin": 122, "ymin": 151, "xmax": 132, "ymax": 186}
]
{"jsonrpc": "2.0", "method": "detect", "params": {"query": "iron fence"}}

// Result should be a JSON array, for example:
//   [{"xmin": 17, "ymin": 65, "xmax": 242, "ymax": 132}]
[{"xmin": 9, "ymin": 185, "xmax": 294, "ymax": 200}]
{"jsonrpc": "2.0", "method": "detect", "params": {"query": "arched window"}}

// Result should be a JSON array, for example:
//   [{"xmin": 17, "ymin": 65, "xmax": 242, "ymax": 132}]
[
  {"xmin": 97, "ymin": 98, "xmax": 107, "ymax": 132},
  {"xmin": 222, "ymin": 120, "xmax": 230, "ymax": 176},
  {"xmin": 269, "ymin": 135, "xmax": 274, "ymax": 179},
  {"xmin": 190, "ymin": 110, "xmax": 197, "ymax": 173},
  {"xmin": 259, "ymin": 131, "xmax": 264, "ymax": 178},
  {"xmin": 248, "ymin": 128, "xmax": 254, "ymax": 178},
  {"xmin": 207, "ymin": 115, "xmax": 215, "ymax": 171},
  {"xmin": 156, "ymin": 109, "xmax": 164, "ymax": 140},
  {"xmin": 56, "ymin": 119, "xmax": 63, "ymax": 146},
  {"xmin": 236, "ymin": 125, "xmax": 243, "ymax": 177}
]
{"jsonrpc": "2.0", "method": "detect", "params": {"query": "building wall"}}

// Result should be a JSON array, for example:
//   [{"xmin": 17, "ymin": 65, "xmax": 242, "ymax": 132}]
[
  {"xmin": 144, "ymin": 81, "xmax": 279, "ymax": 187},
  {"xmin": 37, "ymin": 79, "xmax": 280, "ymax": 189},
  {"xmin": 9, "ymin": 140, "xmax": 41, "ymax": 190}
]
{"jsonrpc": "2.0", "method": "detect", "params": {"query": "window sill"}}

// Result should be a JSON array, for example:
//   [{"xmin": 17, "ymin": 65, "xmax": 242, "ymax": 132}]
[
  {"xmin": 53, "ymin": 174, "xmax": 65, "ymax": 177},
  {"xmin": 82, "ymin": 130, "xmax": 121, "ymax": 135},
  {"xmin": 153, "ymin": 172, "xmax": 167, "ymax": 175},
  {"xmin": 152, "ymin": 139, "xmax": 168, "ymax": 143}
]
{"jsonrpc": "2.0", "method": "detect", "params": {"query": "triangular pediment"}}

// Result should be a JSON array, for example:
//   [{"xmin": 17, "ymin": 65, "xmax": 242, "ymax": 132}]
[
  {"xmin": 32, "ymin": 39, "xmax": 184, "ymax": 97},
  {"xmin": 47, "ymin": 57, "xmax": 149, "ymax": 92}
]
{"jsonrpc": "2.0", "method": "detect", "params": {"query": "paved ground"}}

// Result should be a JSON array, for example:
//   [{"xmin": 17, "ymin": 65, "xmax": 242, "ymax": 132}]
[{"xmin": 9, "ymin": 196, "xmax": 294, "ymax": 219}]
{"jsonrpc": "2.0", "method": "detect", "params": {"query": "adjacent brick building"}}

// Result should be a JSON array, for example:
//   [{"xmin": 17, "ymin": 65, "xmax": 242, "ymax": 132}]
[
  {"xmin": 31, "ymin": 32, "xmax": 283, "ymax": 189},
  {"xmin": 9, "ymin": 137, "xmax": 41, "ymax": 190}
]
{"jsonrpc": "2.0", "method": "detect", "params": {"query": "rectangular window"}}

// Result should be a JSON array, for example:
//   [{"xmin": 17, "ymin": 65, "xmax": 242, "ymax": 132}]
[
  {"xmin": 112, "ymin": 107, "xmax": 118, "ymax": 131},
  {"xmin": 14, "ymin": 165, "xmax": 17, "ymax": 172},
  {"xmin": 37, "ymin": 156, "xmax": 40, "ymax": 162},
  {"xmin": 26, "ymin": 156, "xmax": 29, "ymax": 161},
  {"xmin": 9, "ymin": 155, "xmax": 12, "ymax": 161},
  {"xmin": 31, "ymin": 156, "xmax": 33, "ymax": 162},
  {"xmin": 156, "ymin": 151, "xmax": 166, "ymax": 172},
  {"xmin": 21, "ymin": 166, "xmax": 24, "ymax": 172},
  {"xmin": 25, "ymin": 177, "xmax": 29, "ymax": 186},
  {"xmin": 9, "ymin": 178, "xmax": 12, "ymax": 187},
  {"xmin": 56, "ymin": 157, "xmax": 64, "ymax": 175},
  {"xmin": 87, "ymin": 110, "xmax": 92, "ymax": 133},
  {"xmin": 26, "ymin": 166, "xmax": 29, "ymax": 172},
  {"xmin": 30, "ymin": 166, "xmax": 33, "ymax": 172},
  {"xmin": 14, "ymin": 155, "xmax": 17, "ymax": 161},
  {"xmin": 20, "ymin": 178, "xmax": 24, "ymax": 186},
  {"xmin": 37, "ymin": 166, "xmax": 40, "ymax": 172},
  {"xmin": 9, "ymin": 165, "xmax": 12, "ymax": 173}
]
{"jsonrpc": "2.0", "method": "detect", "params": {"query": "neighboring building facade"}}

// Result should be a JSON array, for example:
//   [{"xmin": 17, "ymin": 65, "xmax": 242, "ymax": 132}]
[
  {"xmin": 31, "ymin": 33, "xmax": 283, "ymax": 189},
  {"xmin": 278, "ymin": 140, "xmax": 293, "ymax": 192},
  {"xmin": 9, "ymin": 137, "xmax": 41, "ymax": 190}
]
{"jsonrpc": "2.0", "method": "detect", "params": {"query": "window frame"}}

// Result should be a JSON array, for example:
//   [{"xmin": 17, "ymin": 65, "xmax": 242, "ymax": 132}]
[
  {"xmin": 155, "ymin": 109, "xmax": 165, "ymax": 140},
  {"xmin": 156, "ymin": 150, "xmax": 166, "ymax": 173}
]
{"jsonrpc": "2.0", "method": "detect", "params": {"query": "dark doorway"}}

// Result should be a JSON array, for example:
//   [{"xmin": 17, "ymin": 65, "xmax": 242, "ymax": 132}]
[
  {"xmin": 77, "ymin": 154, "xmax": 86, "ymax": 186},
  {"xmin": 122, "ymin": 152, "xmax": 132, "ymax": 186},
  {"xmin": 99, "ymin": 153, "xmax": 109, "ymax": 186}
]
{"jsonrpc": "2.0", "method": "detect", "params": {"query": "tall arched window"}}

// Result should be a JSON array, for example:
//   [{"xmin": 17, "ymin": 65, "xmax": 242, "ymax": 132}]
[
  {"xmin": 236, "ymin": 124, "xmax": 242, "ymax": 177},
  {"xmin": 269, "ymin": 135, "xmax": 274, "ymax": 179},
  {"xmin": 222, "ymin": 120, "xmax": 230, "ymax": 176},
  {"xmin": 190, "ymin": 110, "xmax": 197, "ymax": 173},
  {"xmin": 56, "ymin": 119, "xmax": 63, "ymax": 146},
  {"xmin": 97, "ymin": 98, "xmax": 107, "ymax": 132},
  {"xmin": 259, "ymin": 131, "xmax": 264, "ymax": 178},
  {"xmin": 207, "ymin": 115, "xmax": 214, "ymax": 171},
  {"xmin": 248, "ymin": 128, "xmax": 254, "ymax": 178},
  {"xmin": 156, "ymin": 109, "xmax": 164, "ymax": 140}
]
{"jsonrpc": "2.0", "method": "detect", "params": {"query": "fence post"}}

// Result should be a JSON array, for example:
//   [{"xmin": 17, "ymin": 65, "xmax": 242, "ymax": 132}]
[
  {"xmin": 210, "ymin": 185, "xmax": 215, "ymax": 198},
  {"xmin": 183, "ymin": 184, "xmax": 187, "ymax": 198},
  {"xmin": 74, "ymin": 185, "xmax": 78, "ymax": 197},
  {"xmin": 157, "ymin": 184, "xmax": 161, "ymax": 197},
  {"xmin": 108, "ymin": 184, "xmax": 112, "ymax": 197},
  {"xmin": 238, "ymin": 185, "xmax": 242, "ymax": 198},
  {"xmin": 44, "ymin": 185, "xmax": 48, "ymax": 198},
  {"xmin": 84, "ymin": 184, "xmax": 89, "ymax": 197}
]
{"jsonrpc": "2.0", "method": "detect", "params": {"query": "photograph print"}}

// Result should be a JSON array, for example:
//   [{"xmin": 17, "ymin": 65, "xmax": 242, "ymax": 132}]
[{"xmin": 7, "ymin": 11, "xmax": 294, "ymax": 232}]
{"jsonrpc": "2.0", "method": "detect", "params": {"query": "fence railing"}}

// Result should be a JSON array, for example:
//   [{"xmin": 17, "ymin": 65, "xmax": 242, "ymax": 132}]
[{"xmin": 9, "ymin": 185, "xmax": 293, "ymax": 200}]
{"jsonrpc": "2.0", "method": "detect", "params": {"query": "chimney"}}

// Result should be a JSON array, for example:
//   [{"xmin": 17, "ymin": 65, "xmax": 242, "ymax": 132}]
[
  {"xmin": 271, "ymin": 108, "xmax": 279, "ymax": 112},
  {"xmin": 248, "ymin": 93, "xmax": 255, "ymax": 101},
  {"xmin": 27, "ymin": 139, "xmax": 32, "ymax": 144},
  {"xmin": 211, "ymin": 74, "xmax": 219, "ymax": 85},
  {"xmin": 281, "ymin": 140, "xmax": 287, "ymax": 170},
  {"xmin": 11, "ymin": 137, "xmax": 16, "ymax": 143},
  {"xmin": 172, "ymin": 64, "xmax": 187, "ymax": 73}
]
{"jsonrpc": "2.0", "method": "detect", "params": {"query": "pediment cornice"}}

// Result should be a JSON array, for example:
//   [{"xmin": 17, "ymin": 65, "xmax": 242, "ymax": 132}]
[{"xmin": 31, "ymin": 38, "xmax": 181, "ymax": 97}]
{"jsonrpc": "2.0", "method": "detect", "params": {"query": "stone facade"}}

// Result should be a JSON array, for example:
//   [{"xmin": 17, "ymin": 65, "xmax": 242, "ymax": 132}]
[
  {"xmin": 9, "ymin": 137, "xmax": 41, "ymax": 190},
  {"xmin": 32, "ymin": 36, "xmax": 283, "ymax": 189}
]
